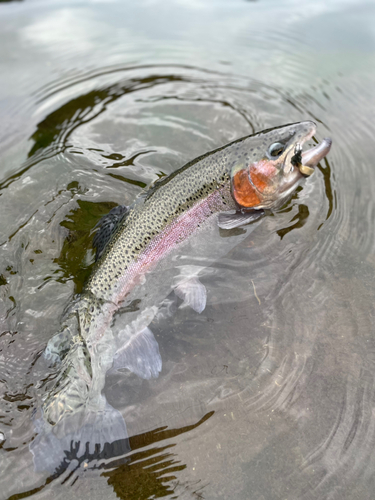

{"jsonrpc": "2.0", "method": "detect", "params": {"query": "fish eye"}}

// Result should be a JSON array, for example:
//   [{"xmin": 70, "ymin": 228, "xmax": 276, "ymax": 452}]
[{"xmin": 267, "ymin": 142, "xmax": 285, "ymax": 158}]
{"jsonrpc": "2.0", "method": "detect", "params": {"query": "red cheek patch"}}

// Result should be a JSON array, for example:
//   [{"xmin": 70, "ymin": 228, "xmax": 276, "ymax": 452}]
[
  {"xmin": 232, "ymin": 168, "xmax": 261, "ymax": 208},
  {"xmin": 232, "ymin": 160, "xmax": 279, "ymax": 208},
  {"xmin": 250, "ymin": 160, "xmax": 278, "ymax": 195}
]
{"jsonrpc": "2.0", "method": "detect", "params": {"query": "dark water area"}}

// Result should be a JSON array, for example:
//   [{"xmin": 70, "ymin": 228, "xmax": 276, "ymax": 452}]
[{"xmin": 1, "ymin": 0, "xmax": 375, "ymax": 498}]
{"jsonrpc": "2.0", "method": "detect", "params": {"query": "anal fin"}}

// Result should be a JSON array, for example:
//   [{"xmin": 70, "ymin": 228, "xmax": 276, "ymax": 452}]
[{"xmin": 112, "ymin": 326, "xmax": 162, "ymax": 380}]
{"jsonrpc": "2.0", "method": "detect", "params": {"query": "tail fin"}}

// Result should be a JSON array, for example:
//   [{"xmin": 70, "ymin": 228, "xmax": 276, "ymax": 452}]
[
  {"xmin": 31, "ymin": 336, "xmax": 129, "ymax": 473},
  {"xmin": 30, "ymin": 400, "xmax": 129, "ymax": 474}
]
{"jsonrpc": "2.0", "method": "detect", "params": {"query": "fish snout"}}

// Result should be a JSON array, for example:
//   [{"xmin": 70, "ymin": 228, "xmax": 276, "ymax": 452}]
[{"xmin": 299, "ymin": 138, "xmax": 332, "ymax": 176}]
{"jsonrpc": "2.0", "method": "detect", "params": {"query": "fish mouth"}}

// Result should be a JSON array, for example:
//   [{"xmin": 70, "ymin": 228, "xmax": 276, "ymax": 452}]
[{"xmin": 293, "ymin": 131, "xmax": 332, "ymax": 176}]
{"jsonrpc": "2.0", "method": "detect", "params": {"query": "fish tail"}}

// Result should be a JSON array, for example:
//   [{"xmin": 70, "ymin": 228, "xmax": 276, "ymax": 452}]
[
  {"xmin": 31, "ymin": 339, "xmax": 129, "ymax": 473},
  {"xmin": 30, "ymin": 400, "xmax": 129, "ymax": 473}
]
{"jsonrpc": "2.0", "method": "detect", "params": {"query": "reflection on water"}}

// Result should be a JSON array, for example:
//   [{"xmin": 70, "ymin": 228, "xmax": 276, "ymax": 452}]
[
  {"xmin": 103, "ymin": 412, "xmax": 213, "ymax": 499},
  {"xmin": 6, "ymin": 412, "xmax": 213, "ymax": 500},
  {"xmin": 28, "ymin": 74, "xmax": 192, "ymax": 159},
  {"xmin": 1, "ymin": 0, "xmax": 375, "ymax": 498},
  {"xmin": 56, "ymin": 198, "xmax": 117, "ymax": 292}
]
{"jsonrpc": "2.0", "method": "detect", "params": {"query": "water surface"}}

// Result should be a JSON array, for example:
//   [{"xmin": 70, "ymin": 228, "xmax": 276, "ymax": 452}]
[{"xmin": 1, "ymin": 0, "xmax": 375, "ymax": 498}]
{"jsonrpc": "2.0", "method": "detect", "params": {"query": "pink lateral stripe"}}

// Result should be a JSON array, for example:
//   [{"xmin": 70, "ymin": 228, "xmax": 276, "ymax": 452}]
[{"xmin": 111, "ymin": 188, "xmax": 226, "ymax": 306}]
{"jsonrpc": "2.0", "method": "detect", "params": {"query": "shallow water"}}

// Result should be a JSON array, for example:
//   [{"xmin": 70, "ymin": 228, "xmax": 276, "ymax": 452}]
[{"xmin": 1, "ymin": 0, "xmax": 375, "ymax": 498}]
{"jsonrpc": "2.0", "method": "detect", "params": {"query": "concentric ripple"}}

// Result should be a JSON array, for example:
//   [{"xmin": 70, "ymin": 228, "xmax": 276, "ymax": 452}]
[{"xmin": 1, "ymin": 1, "xmax": 375, "ymax": 497}]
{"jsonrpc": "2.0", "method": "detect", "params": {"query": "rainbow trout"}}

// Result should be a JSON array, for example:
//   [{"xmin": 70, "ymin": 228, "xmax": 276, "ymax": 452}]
[{"xmin": 30, "ymin": 121, "xmax": 331, "ymax": 472}]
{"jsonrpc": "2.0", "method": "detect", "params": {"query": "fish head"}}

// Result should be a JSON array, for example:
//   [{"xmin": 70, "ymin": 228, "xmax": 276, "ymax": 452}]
[{"xmin": 231, "ymin": 121, "xmax": 332, "ymax": 211}]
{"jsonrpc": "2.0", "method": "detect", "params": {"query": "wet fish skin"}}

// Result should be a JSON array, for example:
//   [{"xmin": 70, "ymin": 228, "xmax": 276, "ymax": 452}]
[
  {"xmin": 31, "ymin": 121, "xmax": 331, "ymax": 472},
  {"xmin": 86, "ymin": 121, "xmax": 318, "ymax": 304}
]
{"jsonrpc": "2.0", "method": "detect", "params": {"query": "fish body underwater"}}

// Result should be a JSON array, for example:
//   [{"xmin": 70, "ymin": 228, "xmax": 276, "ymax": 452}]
[{"xmin": 30, "ymin": 121, "xmax": 332, "ymax": 472}]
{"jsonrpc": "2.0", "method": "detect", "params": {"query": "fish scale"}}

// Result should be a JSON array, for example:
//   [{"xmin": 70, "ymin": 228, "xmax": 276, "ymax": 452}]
[
  {"xmin": 30, "ymin": 121, "xmax": 331, "ymax": 473},
  {"xmin": 86, "ymin": 151, "xmax": 235, "ymax": 301}
]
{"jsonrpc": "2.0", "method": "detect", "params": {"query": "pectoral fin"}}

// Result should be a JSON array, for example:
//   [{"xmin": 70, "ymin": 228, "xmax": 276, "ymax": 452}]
[
  {"xmin": 174, "ymin": 277, "xmax": 207, "ymax": 314},
  {"xmin": 217, "ymin": 209, "xmax": 265, "ymax": 230}
]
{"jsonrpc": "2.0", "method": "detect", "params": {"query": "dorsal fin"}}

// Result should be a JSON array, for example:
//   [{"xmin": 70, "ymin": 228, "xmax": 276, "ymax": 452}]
[{"xmin": 92, "ymin": 205, "xmax": 130, "ymax": 261}]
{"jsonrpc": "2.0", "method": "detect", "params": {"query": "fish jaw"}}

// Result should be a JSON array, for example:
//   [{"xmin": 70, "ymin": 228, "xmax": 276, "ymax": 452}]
[
  {"xmin": 229, "ymin": 121, "xmax": 331, "ymax": 211},
  {"xmin": 299, "ymin": 138, "xmax": 332, "ymax": 175}
]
